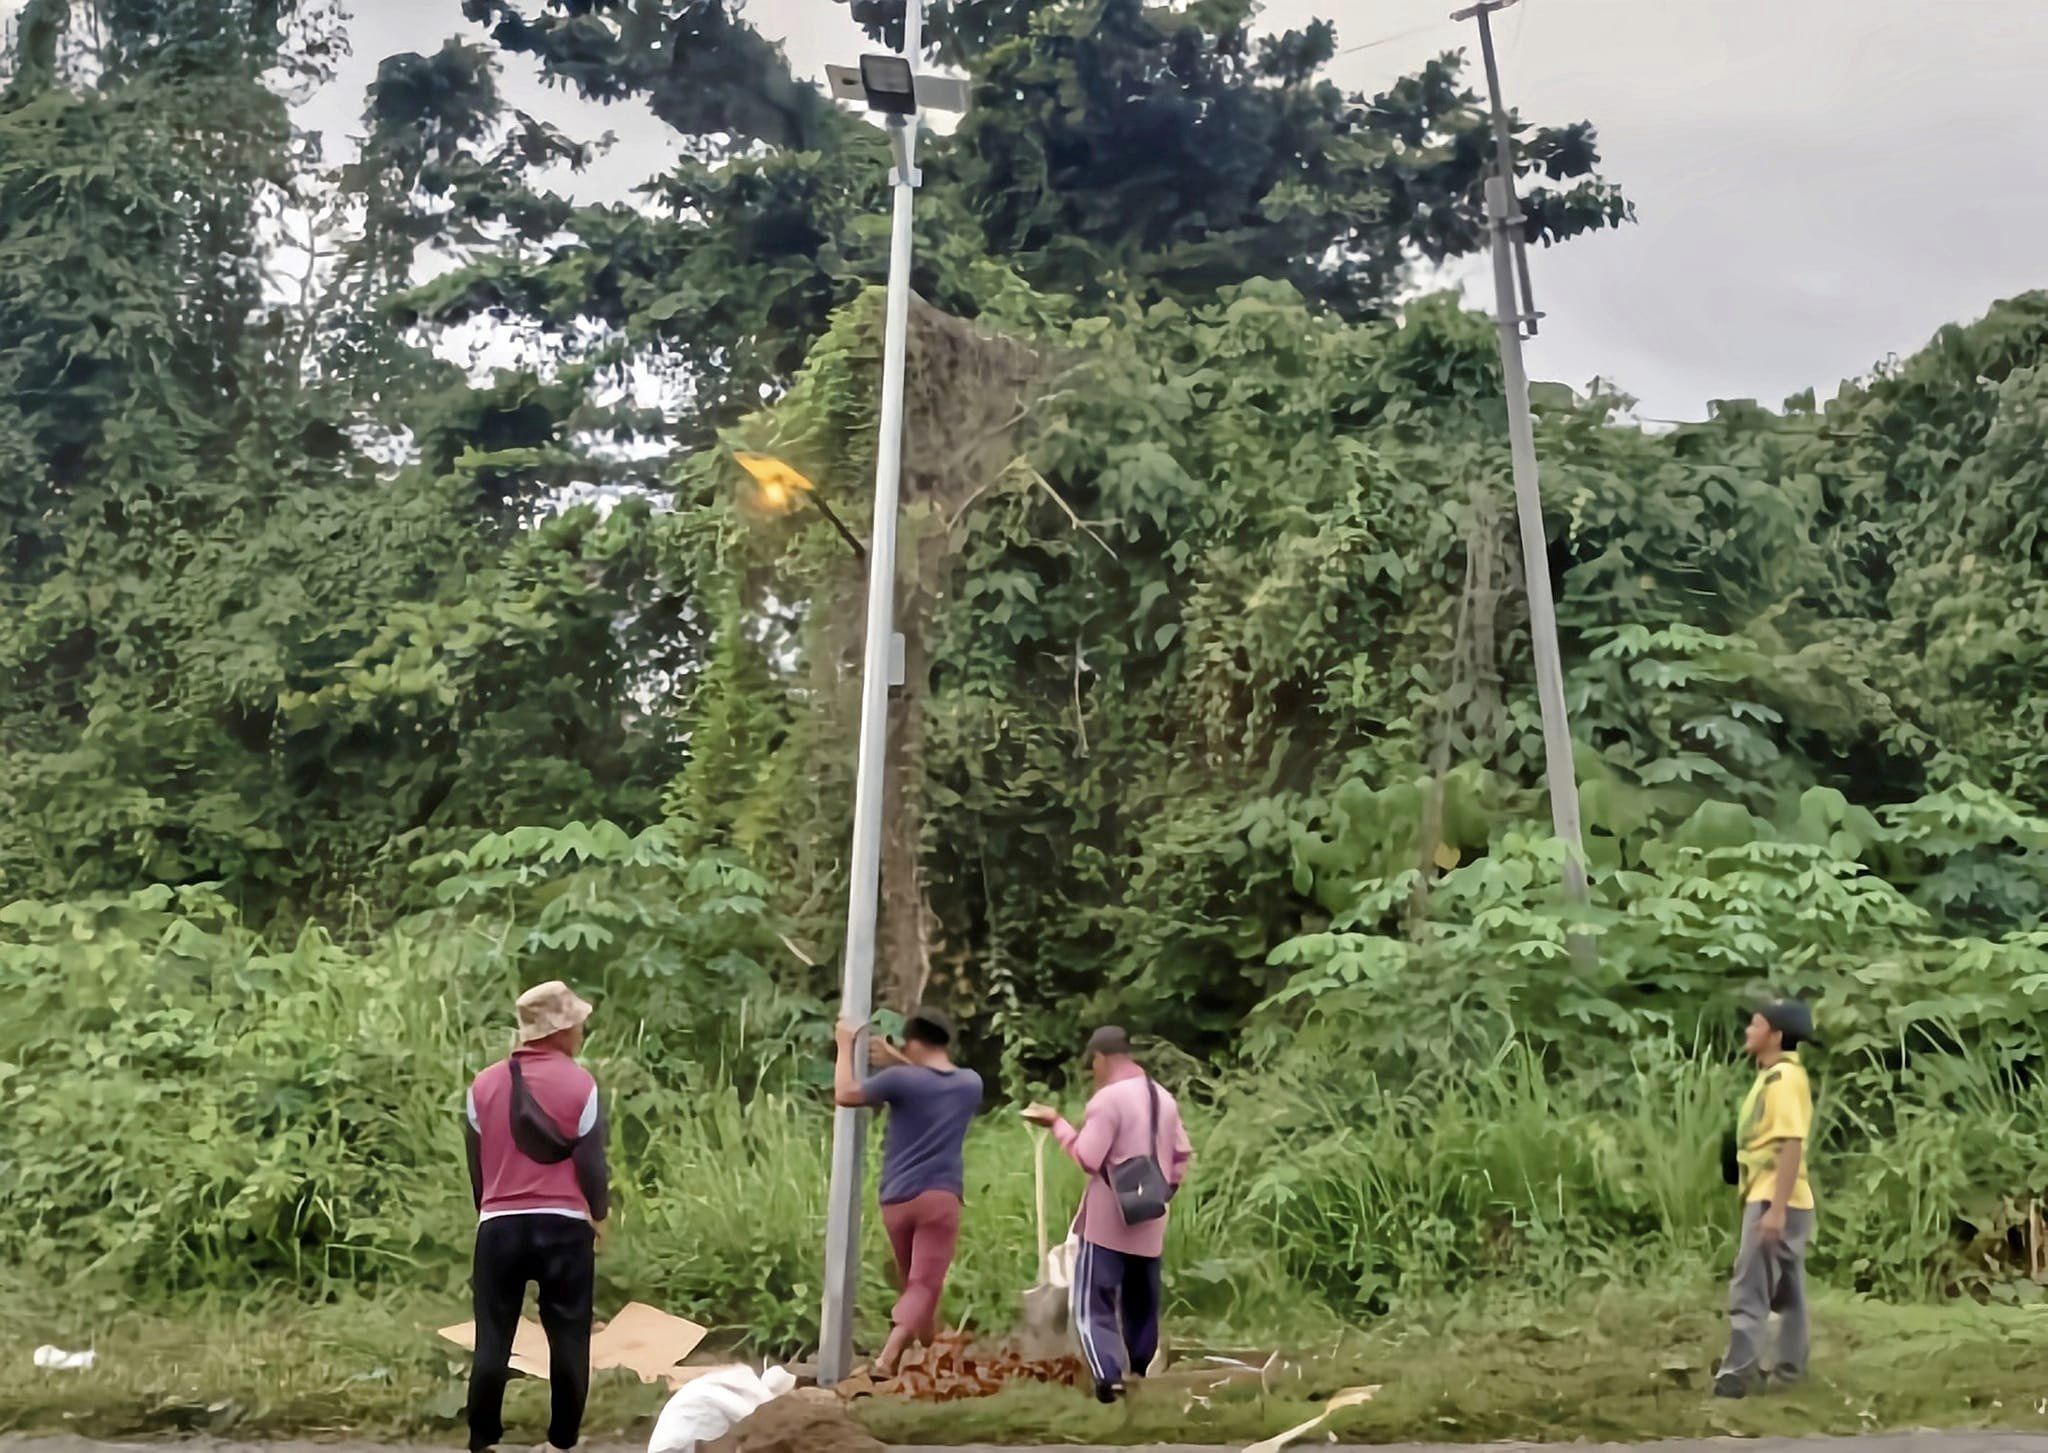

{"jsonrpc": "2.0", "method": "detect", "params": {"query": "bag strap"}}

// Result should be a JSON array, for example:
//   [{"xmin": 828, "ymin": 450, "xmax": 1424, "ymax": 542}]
[
  {"xmin": 508, "ymin": 1056, "xmax": 581, "ymax": 1164},
  {"xmin": 1094, "ymin": 1076, "xmax": 1164, "ymax": 1183}
]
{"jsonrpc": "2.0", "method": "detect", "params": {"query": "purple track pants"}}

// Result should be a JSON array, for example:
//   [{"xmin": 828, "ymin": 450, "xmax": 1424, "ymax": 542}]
[{"xmin": 1070, "ymin": 1237, "xmax": 1162, "ymax": 1394}]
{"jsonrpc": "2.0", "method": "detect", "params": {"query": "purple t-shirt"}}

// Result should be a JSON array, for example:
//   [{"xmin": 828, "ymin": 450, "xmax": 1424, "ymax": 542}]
[{"xmin": 865, "ymin": 1064, "xmax": 983, "ymax": 1205}]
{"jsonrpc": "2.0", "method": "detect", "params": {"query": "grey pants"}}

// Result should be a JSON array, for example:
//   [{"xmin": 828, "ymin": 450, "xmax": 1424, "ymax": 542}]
[{"xmin": 1719, "ymin": 1200, "xmax": 1814, "ymax": 1384}]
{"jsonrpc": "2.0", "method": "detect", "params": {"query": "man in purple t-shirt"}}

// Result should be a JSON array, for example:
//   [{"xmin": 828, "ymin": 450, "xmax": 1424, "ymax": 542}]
[{"xmin": 834, "ymin": 1008, "xmax": 983, "ymax": 1375}]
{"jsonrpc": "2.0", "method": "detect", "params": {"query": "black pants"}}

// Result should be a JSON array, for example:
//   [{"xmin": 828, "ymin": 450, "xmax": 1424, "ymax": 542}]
[{"xmin": 467, "ymin": 1215, "xmax": 595, "ymax": 1452}]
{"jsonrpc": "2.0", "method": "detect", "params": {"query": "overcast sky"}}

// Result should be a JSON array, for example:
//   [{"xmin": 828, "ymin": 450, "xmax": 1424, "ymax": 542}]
[{"xmin": 15, "ymin": 0, "xmax": 2047, "ymax": 420}]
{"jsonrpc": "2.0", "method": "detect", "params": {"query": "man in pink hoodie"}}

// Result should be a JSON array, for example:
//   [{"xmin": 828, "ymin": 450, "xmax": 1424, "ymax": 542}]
[
  {"xmin": 464, "ymin": 981, "xmax": 609, "ymax": 1453},
  {"xmin": 1024, "ymin": 1026, "xmax": 1193, "ymax": 1403}
]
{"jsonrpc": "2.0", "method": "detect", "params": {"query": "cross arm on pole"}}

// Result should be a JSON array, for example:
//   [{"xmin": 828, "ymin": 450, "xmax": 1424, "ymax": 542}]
[
  {"xmin": 1456, "ymin": 0, "xmax": 1541, "ymax": 337},
  {"xmin": 808, "ymin": 492, "xmax": 869, "ymax": 562}
]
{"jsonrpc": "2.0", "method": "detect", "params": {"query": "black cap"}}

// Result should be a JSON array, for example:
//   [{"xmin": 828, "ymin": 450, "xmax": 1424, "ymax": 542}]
[
  {"xmin": 1756, "ymin": 998, "xmax": 1816, "ymax": 1048},
  {"xmin": 1085, "ymin": 1025, "xmax": 1133, "ymax": 1058},
  {"xmin": 903, "ymin": 1007, "xmax": 953, "ymax": 1048}
]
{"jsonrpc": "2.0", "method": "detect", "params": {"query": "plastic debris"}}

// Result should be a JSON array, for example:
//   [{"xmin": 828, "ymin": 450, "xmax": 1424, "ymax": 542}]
[
  {"xmin": 33, "ymin": 1346, "xmax": 96, "ymax": 1372},
  {"xmin": 648, "ymin": 1364, "xmax": 797, "ymax": 1453}
]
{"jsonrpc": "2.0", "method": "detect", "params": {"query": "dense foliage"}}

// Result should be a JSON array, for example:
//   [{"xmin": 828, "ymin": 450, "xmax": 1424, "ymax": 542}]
[{"xmin": 7, "ymin": 0, "xmax": 2048, "ymax": 1345}]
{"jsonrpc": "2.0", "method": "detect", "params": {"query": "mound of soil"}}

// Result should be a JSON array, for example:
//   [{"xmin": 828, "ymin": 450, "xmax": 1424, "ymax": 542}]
[{"xmin": 701, "ymin": 1389, "xmax": 884, "ymax": 1453}]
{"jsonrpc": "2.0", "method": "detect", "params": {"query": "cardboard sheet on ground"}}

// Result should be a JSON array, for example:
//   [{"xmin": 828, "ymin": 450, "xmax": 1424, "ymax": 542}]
[{"xmin": 439, "ymin": 1302, "xmax": 708, "ymax": 1386}]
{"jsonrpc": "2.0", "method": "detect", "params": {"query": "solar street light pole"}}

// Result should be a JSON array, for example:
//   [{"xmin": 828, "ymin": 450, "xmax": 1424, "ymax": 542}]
[{"xmin": 816, "ymin": 0, "xmax": 928, "ymax": 1389}]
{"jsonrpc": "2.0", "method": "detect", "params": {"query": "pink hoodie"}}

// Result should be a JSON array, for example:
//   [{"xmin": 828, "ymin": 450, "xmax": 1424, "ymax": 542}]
[{"xmin": 1050, "ymin": 1062, "xmax": 1194, "ymax": 1258}]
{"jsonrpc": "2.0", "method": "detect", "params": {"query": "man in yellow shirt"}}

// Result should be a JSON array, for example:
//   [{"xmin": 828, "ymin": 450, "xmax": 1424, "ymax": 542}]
[{"xmin": 1715, "ymin": 998, "xmax": 1817, "ymax": 1399}]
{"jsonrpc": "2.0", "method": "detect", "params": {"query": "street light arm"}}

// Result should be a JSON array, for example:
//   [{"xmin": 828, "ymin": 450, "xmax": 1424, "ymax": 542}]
[{"xmin": 807, "ymin": 491, "xmax": 869, "ymax": 561}]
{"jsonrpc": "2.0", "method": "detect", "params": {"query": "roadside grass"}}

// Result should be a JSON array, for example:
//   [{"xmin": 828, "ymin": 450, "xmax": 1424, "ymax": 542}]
[
  {"xmin": 13, "ymin": 1274, "xmax": 2048, "ymax": 1446},
  {"xmin": 864, "ymin": 1280, "xmax": 2048, "ymax": 1445},
  {"xmin": 12, "ymin": 1031, "xmax": 2048, "ymax": 1446}
]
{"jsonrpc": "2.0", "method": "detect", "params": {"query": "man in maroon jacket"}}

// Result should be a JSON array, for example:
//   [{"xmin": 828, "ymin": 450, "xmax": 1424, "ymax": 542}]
[{"xmin": 464, "ymin": 981, "xmax": 609, "ymax": 1453}]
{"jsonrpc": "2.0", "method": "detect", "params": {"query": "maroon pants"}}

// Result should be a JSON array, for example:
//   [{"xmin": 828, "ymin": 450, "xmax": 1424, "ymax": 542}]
[{"xmin": 880, "ymin": 1189, "xmax": 962, "ymax": 1339}]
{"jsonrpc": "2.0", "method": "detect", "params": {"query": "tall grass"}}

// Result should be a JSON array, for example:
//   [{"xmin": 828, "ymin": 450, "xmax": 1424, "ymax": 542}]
[{"xmin": 7, "ymin": 886, "xmax": 2048, "ymax": 1357}]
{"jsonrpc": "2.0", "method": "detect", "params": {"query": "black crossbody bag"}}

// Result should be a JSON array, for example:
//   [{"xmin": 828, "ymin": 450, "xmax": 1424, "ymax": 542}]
[
  {"xmin": 1103, "ymin": 1077, "xmax": 1171, "ymax": 1225},
  {"xmin": 509, "ymin": 1058, "xmax": 580, "ymax": 1163}
]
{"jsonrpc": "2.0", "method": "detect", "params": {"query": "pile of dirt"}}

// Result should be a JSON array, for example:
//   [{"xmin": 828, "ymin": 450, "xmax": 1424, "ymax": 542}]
[
  {"xmin": 700, "ymin": 1388, "xmax": 883, "ymax": 1453},
  {"xmin": 866, "ymin": 1330, "xmax": 1084, "ymax": 1403}
]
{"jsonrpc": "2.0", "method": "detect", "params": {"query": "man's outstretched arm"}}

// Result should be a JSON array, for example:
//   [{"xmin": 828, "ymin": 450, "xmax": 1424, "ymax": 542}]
[{"xmin": 1025, "ymin": 1097, "xmax": 1113, "ymax": 1175}]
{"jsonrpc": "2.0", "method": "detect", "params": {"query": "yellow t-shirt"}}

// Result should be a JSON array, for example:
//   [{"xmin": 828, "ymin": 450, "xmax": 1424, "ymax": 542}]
[{"xmin": 1736, "ymin": 1053, "xmax": 1814, "ymax": 1211}]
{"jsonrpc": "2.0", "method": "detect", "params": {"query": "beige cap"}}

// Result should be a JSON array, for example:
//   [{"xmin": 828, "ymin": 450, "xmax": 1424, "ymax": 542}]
[{"xmin": 516, "ymin": 980, "xmax": 594, "ymax": 1044}]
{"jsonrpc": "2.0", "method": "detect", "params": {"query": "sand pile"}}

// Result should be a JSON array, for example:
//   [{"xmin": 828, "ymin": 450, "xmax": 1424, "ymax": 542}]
[{"xmin": 700, "ymin": 1388, "xmax": 883, "ymax": 1453}]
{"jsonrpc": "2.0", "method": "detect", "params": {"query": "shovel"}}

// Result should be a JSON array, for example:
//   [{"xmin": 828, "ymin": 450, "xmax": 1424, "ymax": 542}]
[{"xmin": 1014, "ymin": 1127, "xmax": 1071, "ymax": 1359}]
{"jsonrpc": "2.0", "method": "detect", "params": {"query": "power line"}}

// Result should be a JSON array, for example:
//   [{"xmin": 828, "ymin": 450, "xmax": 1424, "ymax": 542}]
[{"xmin": 1338, "ymin": 20, "xmax": 1451, "ymax": 57}]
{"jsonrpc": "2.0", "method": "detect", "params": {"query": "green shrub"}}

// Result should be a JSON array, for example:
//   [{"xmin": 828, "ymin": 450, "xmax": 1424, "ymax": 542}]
[{"xmin": 11, "ymin": 821, "xmax": 2048, "ymax": 1352}]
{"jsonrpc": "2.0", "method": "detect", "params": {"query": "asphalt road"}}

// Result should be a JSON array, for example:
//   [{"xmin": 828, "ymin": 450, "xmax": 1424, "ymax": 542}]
[
  {"xmin": 14, "ymin": 1437, "xmax": 2048, "ymax": 1452},
  {"xmin": 928, "ymin": 1443, "xmax": 2048, "ymax": 1453}
]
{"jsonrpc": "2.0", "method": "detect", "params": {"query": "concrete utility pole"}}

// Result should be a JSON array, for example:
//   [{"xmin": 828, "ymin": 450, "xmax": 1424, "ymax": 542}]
[
  {"xmin": 1452, "ymin": 0, "xmax": 1591, "ymax": 915},
  {"xmin": 815, "ymin": 0, "xmax": 959, "ymax": 1389}
]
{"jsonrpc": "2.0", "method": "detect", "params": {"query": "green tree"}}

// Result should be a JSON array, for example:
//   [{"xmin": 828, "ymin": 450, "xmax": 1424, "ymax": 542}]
[
  {"xmin": 404, "ymin": 0, "xmax": 1627, "ymax": 449},
  {"xmin": 0, "ymin": 0, "xmax": 694, "ymax": 907}
]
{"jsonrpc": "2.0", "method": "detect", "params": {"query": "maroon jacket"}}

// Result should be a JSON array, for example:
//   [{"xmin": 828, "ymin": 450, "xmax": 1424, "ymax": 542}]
[{"xmin": 465, "ymin": 1044, "xmax": 609, "ymax": 1222}]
